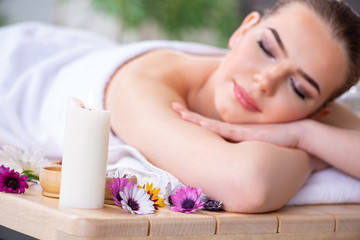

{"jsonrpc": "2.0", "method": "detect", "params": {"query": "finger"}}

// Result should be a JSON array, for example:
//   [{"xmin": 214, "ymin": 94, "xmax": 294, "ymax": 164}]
[
  {"xmin": 200, "ymin": 121, "xmax": 244, "ymax": 142},
  {"xmin": 200, "ymin": 121, "xmax": 228, "ymax": 135},
  {"xmin": 172, "ymin": 102, "xmax": 186, "ymax": 114},
  {"xmin": 181, "ymin": 112, "xmax": 203, "ymax": 125}
]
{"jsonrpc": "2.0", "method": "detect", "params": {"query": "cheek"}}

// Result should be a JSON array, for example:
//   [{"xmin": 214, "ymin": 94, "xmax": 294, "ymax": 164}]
[
  {"xmin": 264, "ymin": 99, "xmax": 310, "ymax": 123},
  {"xmin": 225, "ymin": 45, "xmax": 261, "ymax": 75}
]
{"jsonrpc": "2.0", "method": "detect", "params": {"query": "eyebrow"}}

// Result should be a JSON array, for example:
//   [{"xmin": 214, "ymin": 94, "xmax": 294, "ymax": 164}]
[
  {"xmin": 268, "ymin": 27, "xmax": 321, "ymax": 95},
  {"xmin": 268, "ymin": 27, "xmax": 287, "ymax": 57},
  {"xmin": 297, "ymin": 68, "xmax": 321, "ymax": 94}
]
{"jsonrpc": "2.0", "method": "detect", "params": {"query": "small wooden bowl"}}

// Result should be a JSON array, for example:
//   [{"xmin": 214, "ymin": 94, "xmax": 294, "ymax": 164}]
[
  {"xmin": 39, "ymin": 166, "xmax": 62, "ymax": 198},
  {"xmin": 39, "ymin": 166, "xmax": 137, "ymax": 203}
]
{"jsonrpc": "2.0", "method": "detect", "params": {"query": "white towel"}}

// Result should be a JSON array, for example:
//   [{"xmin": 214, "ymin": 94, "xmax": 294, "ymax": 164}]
[
  {"xmin": 106, "ymin": 145, "xmax": 182, "ymax": 192},
  {"xmin": 0, "ymin": 22, "xmax": 226, "ymax": 159},
  {"xmin": 288, "ymin": 168, "xmax": 360, "ymax": 205}
]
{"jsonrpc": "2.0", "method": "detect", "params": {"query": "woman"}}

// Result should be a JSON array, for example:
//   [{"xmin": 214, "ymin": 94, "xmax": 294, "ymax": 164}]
[
  {"xmin": 0, "ymin": 0, "xmax": 359, "ymax": 213},
  {"xmin": 105, "ymin": 0, "xmax": 360, "ymax": 213}
]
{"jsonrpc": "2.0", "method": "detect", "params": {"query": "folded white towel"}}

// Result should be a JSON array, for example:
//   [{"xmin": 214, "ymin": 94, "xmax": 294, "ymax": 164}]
[
  {"xmin": 288, "ymin": 167, "xmax": 360, "ymax": 205},
  {"xmin": 106, "ymin": 145, "xmax": 182, "ymax": 193}
]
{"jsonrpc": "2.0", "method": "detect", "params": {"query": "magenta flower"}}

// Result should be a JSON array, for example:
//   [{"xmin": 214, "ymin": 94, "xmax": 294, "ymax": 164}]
[
  {"xmin": 0, "ymin": 165, "xmax": 10, "ymax": 175},
  {"xmin": 108, "ymin": 177, "xmax": 136, "ymax": 206},
  {"xmin": 0, "ymin": 165, "xmax": 28, "ymax": 194},
  {"xmin": 170, "ymin": 186, "xmax": 204, "ymax": 213}
]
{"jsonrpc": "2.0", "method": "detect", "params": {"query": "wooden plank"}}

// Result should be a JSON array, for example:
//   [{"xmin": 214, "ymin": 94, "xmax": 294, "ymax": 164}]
[
  {"xmin": 0, "ymin": 186, "xmax": 68, "ymax": 240},
  {"xmin": 147, "ymin": 208, "xmax": 216, "ymax": 237},
  {"xmin": 272, "ymin": 206, "xmax": 335, "ymax": 233},
  {"xmin": 1, "ymin": 180, "xmax": 360, "ymax": 240},
  {"xmin": 304, "ymin": 204, "xmax": 360, "ymax": 232},
  {"xmin": 0, "ymin": 186, "xmax": 149, "ymax": 239},
  {"xmin": 57, "ymin": 201, "xmax": 149, "ymax": 238},
  {"xmin": 57, "ymin": 231, "xmax": 360, "ymax": 240},
  {"xmin": 336, "ymin": 215, "xmax": 360, "ymax": 233},
  {"xmin": 203, "ymin": 210, "xmax": 278, "ymax": 235}
]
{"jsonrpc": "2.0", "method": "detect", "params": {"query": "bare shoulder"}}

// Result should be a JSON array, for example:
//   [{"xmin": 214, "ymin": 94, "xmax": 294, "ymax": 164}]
[
  {"xmin": 105, "ymin": 49, "xmax": 196, "ymax": 143},
  {"xmin": 117, "ymin": 49, "xmax": 191, "ymax": 79}
]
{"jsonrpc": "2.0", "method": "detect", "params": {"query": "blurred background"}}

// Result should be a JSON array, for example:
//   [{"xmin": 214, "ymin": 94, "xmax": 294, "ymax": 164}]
[
  {"xmin": 0, "ymin": 0, "xmax": 359, "ymax": 48},
  {"xmin": 1, "ymin": 0, "xmax": 360, "ymax": 114}
]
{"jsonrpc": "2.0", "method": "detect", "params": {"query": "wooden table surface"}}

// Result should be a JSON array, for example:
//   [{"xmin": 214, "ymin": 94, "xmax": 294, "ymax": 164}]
[{"xmin": 1, "ymin": 185, "xmax": 360, "ymax": 240}]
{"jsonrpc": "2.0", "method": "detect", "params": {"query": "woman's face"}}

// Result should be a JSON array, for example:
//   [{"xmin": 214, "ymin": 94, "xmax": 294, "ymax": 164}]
[{"xmin": 213, "ymin": 3, "xmax": 347, "ymax": 124}]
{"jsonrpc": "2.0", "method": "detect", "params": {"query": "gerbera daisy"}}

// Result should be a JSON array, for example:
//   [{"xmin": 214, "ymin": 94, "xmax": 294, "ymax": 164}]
[
  {"xmin": 170, "ymin": 186, "xmax": 204, "ymax": 213},
  {"xmin": 141, "ymin": 182, "xmax": 165, "ymax": 209},
  {"xmin": 0, "ymin": 167, "xmax": 28, "ymax": 194},
  {"xmin": 120, "ymin": 185, "xmax": 155, "ymax": 215},
  {"xmin": 108, "ymin": 177, "xmax": 136, "ymax": 206},
  {"xmin": 0, "ymin": 165, "xmax": 10, "ymax": 175}
]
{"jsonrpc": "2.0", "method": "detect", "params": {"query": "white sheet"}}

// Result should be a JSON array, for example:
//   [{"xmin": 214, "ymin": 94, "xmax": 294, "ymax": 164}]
[{"xmin": 288, "ymin": 167, "xmax": 360, "ymax": 205}]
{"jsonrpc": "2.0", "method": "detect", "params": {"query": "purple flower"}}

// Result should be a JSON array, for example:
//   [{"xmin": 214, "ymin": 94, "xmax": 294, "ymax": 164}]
[
  {"xmin": 108, "ymin": 177, "xmax": 136, "ymax": 206},
  {"xmin": 203, "ymin": 198, "xmax": 223, "ymax": 211},
  {"xmin": 164, "ymin": 182, "xmax": 181, "ymax": 206},
  {"xmin": 0, "ymin": 165, "xmax": 28, "ymax": 194},
  {"xmin": 170, "ymin": 186, "xmax": 204, "ymax": 213},
  {"xmin": 0, "ymin": 165, "xmax": 10, "ymax": 175}
]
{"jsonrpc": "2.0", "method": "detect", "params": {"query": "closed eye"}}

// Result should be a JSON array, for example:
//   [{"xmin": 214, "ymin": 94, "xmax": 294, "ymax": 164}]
[
  {"xmin": 258, "ymin": 40, "xmax": 275, "ymax": 59},
  {"xmin": 290, "ymin": 77, "xmax": 306, "ymax": 100}
]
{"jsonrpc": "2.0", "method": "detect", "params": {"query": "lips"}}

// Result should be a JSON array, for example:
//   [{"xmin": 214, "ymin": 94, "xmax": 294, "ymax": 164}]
[{"xmin": 233, "ymin": 81, "xmax": 261, "ymax": 112}]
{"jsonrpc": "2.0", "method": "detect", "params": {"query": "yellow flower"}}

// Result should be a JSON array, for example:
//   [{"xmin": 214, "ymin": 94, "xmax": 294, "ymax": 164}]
[{"xmin": 141, "ymin": 182, "xmax": 165, "ymax": 209}]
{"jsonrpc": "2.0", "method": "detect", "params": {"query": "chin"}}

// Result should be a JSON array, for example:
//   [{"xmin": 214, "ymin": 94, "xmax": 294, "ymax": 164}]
[{"xmin": 216, "ymin": 104, "xmax": 242, "ymax": 123}]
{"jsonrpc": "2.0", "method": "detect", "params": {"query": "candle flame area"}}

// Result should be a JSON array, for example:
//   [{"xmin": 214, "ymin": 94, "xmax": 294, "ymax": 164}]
[{"xmin": 87, "ymin": 90, "xmax": 95, "ymax": 110}]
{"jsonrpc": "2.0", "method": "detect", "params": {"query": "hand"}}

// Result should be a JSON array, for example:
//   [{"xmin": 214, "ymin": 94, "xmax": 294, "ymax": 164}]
[{"xmin": 172, "ymin": 102, "xmax": 301, "ymax": 148}]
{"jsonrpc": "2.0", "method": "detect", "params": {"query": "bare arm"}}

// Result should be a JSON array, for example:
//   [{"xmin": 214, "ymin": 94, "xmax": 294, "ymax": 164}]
[{"xmin": 173, "ymin": 102, "xmax": 360, "ymax": 179}]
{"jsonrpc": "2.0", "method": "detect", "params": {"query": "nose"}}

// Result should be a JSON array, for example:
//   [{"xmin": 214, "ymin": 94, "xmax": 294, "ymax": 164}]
[{"xmin": 253, "ymin": 61, "xmax": 291, "ymax": 96}]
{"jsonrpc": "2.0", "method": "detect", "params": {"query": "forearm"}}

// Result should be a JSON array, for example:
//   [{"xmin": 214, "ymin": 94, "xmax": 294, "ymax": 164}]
[
  {"xmin": 222, "ymin": 141, "xmax": 314, "ymax": 213},
  {"xmin": 174, "ymin": 102, "xmax": 360, "ymax": 178},
  {"xmin": 297, "ymin": 119, "xmax": 360, "ymax": 178},
  {"xmin": 136, "ymin": 128, "xmax": 314, "ymax": 213}
]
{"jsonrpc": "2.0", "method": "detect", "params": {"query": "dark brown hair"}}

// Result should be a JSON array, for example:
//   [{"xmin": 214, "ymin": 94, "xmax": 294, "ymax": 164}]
[{"xmin": 264, "ymin": 0, "xmax": 360, "ymax": 104}]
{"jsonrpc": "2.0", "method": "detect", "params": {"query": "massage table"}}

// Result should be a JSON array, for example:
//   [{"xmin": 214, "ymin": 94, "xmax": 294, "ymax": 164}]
[{"xmin": 1, "ymin": 185, "xmax": 359, "ymax": 240}]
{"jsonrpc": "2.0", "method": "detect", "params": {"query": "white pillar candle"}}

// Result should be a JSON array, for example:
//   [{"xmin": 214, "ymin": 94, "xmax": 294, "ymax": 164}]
[{"xmin": 59, "ymin": 97, "xmax": 110, "ymax": 209}]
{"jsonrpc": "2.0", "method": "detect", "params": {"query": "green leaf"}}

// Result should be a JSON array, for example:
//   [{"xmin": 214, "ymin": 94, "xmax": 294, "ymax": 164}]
[{"xmin": 21, "ymin": 170, "xmax": 39, "ymax": 182}]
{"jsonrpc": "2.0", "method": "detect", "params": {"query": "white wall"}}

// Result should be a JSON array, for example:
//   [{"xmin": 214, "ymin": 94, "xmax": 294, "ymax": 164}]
[{"xmin": 0, "ymin": 0, "xmax": 56, "ymax": 24}]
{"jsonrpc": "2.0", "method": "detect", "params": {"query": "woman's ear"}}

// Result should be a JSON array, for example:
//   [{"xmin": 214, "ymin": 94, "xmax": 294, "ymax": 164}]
[
  {"xmin": 310, "ymin": 107, "xmax": 332, "ymax": 120},
  {"xmin": 229, "ymin": 11, "xmax": 261, "ymax": 49}
]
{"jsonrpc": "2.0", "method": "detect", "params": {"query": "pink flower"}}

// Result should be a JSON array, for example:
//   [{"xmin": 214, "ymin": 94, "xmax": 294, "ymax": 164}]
[
  {"xmin": 0, "ymin": 165, "xmax": 9, "ymax": 175},
  {"xmin": 0, "ymin": 165, "xmax": 28, "ymax": 194},
  {"xmin": 170, "ymin": 186, "xmax": 204, "ymax": 213},
  {"xmin": 108, "ymin": 177, "xmax": 136, "ymax": 206}
]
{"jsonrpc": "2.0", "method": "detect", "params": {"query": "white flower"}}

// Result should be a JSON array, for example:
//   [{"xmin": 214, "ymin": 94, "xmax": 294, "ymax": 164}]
[
  {"xmin": 120, "ymin": 185, "xmax": 155, "ymax": 215},
  {"xmin": 0, "ymin": 145, "xmax": 51, "ymax": 176}
]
